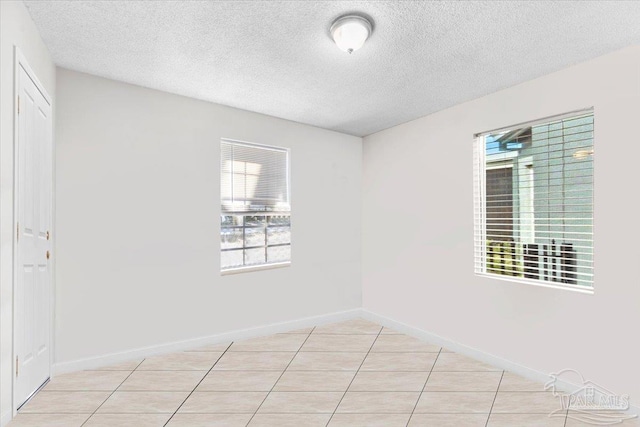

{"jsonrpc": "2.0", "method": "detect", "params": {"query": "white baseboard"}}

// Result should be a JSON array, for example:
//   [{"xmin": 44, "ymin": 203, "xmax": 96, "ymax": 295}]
[
  {"xmin": 360, "ymin": 309, "xmax": 640, "ymax": 417},
  {"xmin": 1, "ymin": 409, "xmax": 11, "ymax": 427},
  {"xmin": 53, "ymin": 308, "xmax": 362, "ymax": 375}
]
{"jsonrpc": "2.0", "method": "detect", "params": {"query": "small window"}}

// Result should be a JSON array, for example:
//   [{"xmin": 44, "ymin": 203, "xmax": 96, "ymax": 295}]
[
  {"xmin": 220, "ymin": 140, "xmax": 290, "ymax": 272},
  {"xmin": 474, "ymin": 111, "xmax": 594, "ymax": 291}
]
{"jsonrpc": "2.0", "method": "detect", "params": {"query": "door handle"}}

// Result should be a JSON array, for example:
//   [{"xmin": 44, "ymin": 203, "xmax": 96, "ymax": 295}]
[{"xmin": 46, "ymin": 250, "xmax": 50, "ymax": 260}]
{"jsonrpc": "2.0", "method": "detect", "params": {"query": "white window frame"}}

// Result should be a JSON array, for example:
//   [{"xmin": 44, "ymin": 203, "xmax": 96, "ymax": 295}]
[
  {"xmin": 220, "ymin": 139, "xmax": 291, "ymax": 275},
  {"xmin": 474, "ymin": 109, "xmax": 594, "ymax": 294}
]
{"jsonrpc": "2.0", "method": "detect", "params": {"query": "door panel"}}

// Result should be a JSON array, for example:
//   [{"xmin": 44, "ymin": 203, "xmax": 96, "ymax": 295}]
[{"xmin": 15, "ymin": 63, "xmax": 52, "ymax": 408}]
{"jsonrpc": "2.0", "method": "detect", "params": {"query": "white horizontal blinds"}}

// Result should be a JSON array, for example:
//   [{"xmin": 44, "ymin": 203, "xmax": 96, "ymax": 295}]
[
  {"xmin": 473, "ymin": 137, "xmax": 487, "ymax": 275},
  {"xmin": 474, "ymin": 111, "xmax": 594, "ymax": 288},
  {"xmin": 221, "ymin": 140, "xmax": 290, "ymax": 214},
  {"xmin": 220, "ymin": 140, "xmax": 291, "ymax": 271}
]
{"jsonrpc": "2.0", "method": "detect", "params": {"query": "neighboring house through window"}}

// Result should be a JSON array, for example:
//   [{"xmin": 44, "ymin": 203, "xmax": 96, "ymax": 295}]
[
  {"xmin": 474, "ymin": 111, "xmax": 594, "ymax": 290},
  {"xmin": 220, "ymin": 139, "xmax": 291, "ymax": 272}
]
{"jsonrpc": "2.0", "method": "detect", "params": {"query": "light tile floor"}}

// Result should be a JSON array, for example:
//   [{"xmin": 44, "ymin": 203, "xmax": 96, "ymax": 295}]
[{"xmin": 9, "ymin": 318, "xmax": 639, "ymax": 427}]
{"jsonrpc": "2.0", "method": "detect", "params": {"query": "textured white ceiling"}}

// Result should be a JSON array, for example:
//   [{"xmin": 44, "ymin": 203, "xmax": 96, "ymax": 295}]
[{"xmin": 23, "ymin": 1, "xmax": 640, "ymax": 136}]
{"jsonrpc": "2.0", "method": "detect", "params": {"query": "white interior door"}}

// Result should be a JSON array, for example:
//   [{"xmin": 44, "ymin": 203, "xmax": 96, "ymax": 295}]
[{"xmin": 15, "ymin": 62, "xmax": 53, "ymax": 408}]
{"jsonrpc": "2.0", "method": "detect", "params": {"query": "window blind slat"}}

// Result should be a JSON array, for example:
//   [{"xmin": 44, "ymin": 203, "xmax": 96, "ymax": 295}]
[{"xmin": 221, "ymin": 140, "xmax": 290, "ymax": 213}]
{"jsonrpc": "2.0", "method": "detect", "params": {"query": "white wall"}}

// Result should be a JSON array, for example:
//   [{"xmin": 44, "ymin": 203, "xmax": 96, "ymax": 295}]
[
  {"xmin": 0, "ymin": 1, "xmax": 55, "ymax": 423},
  {"xmin": 363, "ymin": 46, "xmax": 640, "ymax": 400},
  {"xmin": 54, "ymin": 68, "xmax": 362, "ymax": 366}
]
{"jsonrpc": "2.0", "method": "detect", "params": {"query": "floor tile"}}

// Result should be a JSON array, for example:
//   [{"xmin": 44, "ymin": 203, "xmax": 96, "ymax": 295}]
[
  {"xmin": 184, "ymin": 342, "xmax": 231, "ymax": 352},
  {"xmin": 119, "ymin": 370, "xmax": 207, "ymax": 391},
  {"xmin": 7, "ymin": 414, "xmax": 89, "ymax": 427},
  {"xmin": 83, "ymin": 414, "xmax": 171, "ymax": 427},
  {"xmin": 329, "ymin": 413, "xmax": 411, "ymax": 426},
  {"xmin": 616, "ymin": 416, "xmax": 640, "ymax": 426},
  {"xmin": 424, "ymin": 371, "xmax": 503, "ymax": 392},
  {"xmin": 287, "ymin": 352, "xmax": 366, "ymax": 371},
  {"xmin": 565, "ymin": 411, "xmax": 640, "ymax": 426},
  {"xmin": 360, "ymin": 352, "xmax": 437, "ymax": 371},
  {"xmin": 488, "ymin": 413, "xmax": 567, "ymax": 426},
  {"xmin": 301, "ymin": 334, "xmax": 376, "ymax": 352},
  {"xmin": 273, "ymin": 370, "xmax": 355, "ymax": 392},
  {"xmin": 432, "ymin": 353, "xmax": 501, "ymax": 372},
  {"xmin": 249, "ymin": 413, "xmax": 332, "ymax": 426},
  {"xmin": 197, "ymin": 370, "xmax": 282, "ymax": 391},
  {"xmin": 414, "ymin": 391, "xmax": 495, "ymax": 414},
  {"xmin": 229, "ymin": 334, "xmax": 307, "ymax": 352},
  {"xmin": 213, "ymin": 351, "xmax": 295, "ymax": 370},
  {"xmin": 336, "ymin": 391, "xmax": 420, "ymax": 413},
  {"xmin": 97, "ymin": 391, "xmax": 188, "ymax": 413},
  {"xmin": 370, "ymin": 334, "xmax": 441, "ymax": 353},
  {"xmin": 617, "ymin": 417, "xmax": 640, "ymax": 427},
  {"xmin": 19, "ymin": 391, "xmax": 110, "ymax": 413},
  {"xmin": 313, "ymin": 318, "xmax": 382, "ymax": 335},
  {"xmin": 137, "ymin": 352, "xmax": 223, "ymax": 370},
  {"xmin": 258, "ymin": 391, "xmax": 343, "ymax": 413},
  {"xmin": 349, "ymin": 371, "xmax": 429, "ymax": 391},
  {"xmin": 283, "ymin": 327, "xmax": 313, "ymax": 335},
  {"xmin": 178, "ymin": 391, "xmax": 267, "ymax": 413},
  {"xmin": 15, "ymin": 319, "xmax": 589, "ymax": 427},
  {"xmin": 282, "ymin": 327, "xmax": 314, "ymax": 334},
  {"xmin": 407, "ymin": 413, "xmax": 488, "ymax": 426},
  {"xmin": 498, "ymin": 371, "xmax": 546, "ymax": 391},
  {"xmin": 90, "ymin": 359, "xmax": 142, "ymax": 371},
  {"xmin": 44, "ymin": 370, "xmax": 130, "ymax": 391},
  {"xmin": 491, "ymin": 391, "xmax": 561, "ymax": 414},
  {"xmin": 166, "ymin": 414, "xmax": 251, "ymax": 426}
]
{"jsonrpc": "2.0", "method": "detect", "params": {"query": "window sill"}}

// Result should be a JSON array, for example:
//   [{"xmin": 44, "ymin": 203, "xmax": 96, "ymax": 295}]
[
  {"xmin": 221, "ymin": 261, "xmax": 291, "ymax": 276},
  {"xmin": 477, "ymin": 272, "xmax": 594, "ymax": 295}
]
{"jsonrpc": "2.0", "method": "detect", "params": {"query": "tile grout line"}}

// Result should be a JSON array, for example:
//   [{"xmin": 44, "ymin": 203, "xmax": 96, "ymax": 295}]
[
  {"xmin": 218, "ymin": 351, "xmax": 443, "ymax": 354},
  {"xmin": 324, "ymin": 326, "xmax": 384, "ymax": 427},
  {"xmin": 17, "ymin": 410, "xmax": 580, "ymax": 415},
  {"xmin": 123, "ymin": 369, "xmax": 502, "ymax": 372},
  {"xmin": 161, "ymin": 343, "xmax": 233, "ymax": 427},
  {"xmin": 484, "ymin": 370, "xmax": 505, "ymax": 427},
  {"xmin": 404, "ymin": 347, "xmax": 442, "ymax": 427},
  {"xmin": 243, "ymin": 327, "xmax": 316, "ymax": 427},
  {"xmin": 79, "ymin": 358, "xmax": 146, "ymax": 426}
]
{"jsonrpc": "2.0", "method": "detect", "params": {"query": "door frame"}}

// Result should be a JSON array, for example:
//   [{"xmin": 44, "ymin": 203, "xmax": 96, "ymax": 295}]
[{"xmin": 12, "ymin": 47, "xmax": 55, "ymax": 415}]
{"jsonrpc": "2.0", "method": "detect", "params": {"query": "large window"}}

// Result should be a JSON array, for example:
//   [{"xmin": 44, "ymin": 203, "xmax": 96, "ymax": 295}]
[
  {"xmin": 220, "ymin": 140, "xmax": 290, "ymax": 272},
  {"xmin": 474, "ymin": 111, "xmax": 594, "ymax": 290}
]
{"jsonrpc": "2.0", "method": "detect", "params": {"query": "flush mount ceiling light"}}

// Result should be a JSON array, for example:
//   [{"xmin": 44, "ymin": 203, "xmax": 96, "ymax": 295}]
[{"xmin": 330, "ymin": 15, "xmax": 372, "ymax": 54}]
